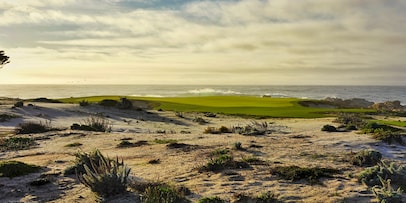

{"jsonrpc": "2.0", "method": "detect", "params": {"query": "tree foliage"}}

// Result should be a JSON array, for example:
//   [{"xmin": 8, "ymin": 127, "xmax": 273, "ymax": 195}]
[{"xmin": 0, "ymin": 50, "xmax": 10, "ymax": 68}]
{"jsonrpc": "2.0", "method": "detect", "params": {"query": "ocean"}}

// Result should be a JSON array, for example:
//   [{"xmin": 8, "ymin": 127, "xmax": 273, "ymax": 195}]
[{"xmin": 0, "ymin": 85, "xmax": 405, "ymax": 104}]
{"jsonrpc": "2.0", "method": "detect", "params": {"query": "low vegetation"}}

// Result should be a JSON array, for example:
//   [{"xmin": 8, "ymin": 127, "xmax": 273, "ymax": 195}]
[
  {"xmin": 0, "ymin": 113, "xmax": 19, "ymax": 122},
  {"xmin": 321, "ymin": 124, "xmax": 337, "ymax": 132},
  {"xmin": 361, "ymin": 122, "xmax": 404, "ymax": 144},
  {"xmin": 64, "ymin": 149, "xmax": 110, "ymax": 175},
  {"xmin": 71, "ymin": 116, "xmax": 112, "ymax": 132},
  {"xmin": 0, "ymin": 160, "xmax": 41, "ymax": 178},
  {"xmin": 350, "ymin": 149, "xmax": 382, "ymax": 167},
  {"xmin": 204, "ymin": 126, "xmax": 232, "ymax": 134},
  {"xmin": 0, "ymin": 137, "xmax": 36, "ymax": 151},
  {"xmin": 64, "ymin": 142, "xmax": 83, "ymax": 148},
  {"xmin": 234, "ymin": 191, "xmax": 281, "ymax": 203},
  {"xmin": 76, "ymin": 149, "xmax": 131, "ymax": 199},
  {"xmin": 198, "ymin": 149, "xmax": 250, "ymax": 172},
  {"xmin": 15, "ymin": 121, "xmax": 54, "ymax": 134},
  {"xmin": 269, "ymin": 165, "xmax": 339, "ymax": 184},
  {"xmin": 130, "ymin": 181, "xmax": 190, "ymax": 203},
  {"xmin": 233, "ymin": 121, "xmax": 272, "ymax": 136},
  {"xmin": 198, "ymin": 196, "xmax": 226, "ymax": 203}
]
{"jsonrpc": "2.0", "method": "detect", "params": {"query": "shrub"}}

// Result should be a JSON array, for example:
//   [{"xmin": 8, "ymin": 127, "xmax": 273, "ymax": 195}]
[
  {"xmin": 117, "ymin": 140, "xmax": 135, "ymax": 148},
  {"xmin": 321, "ymin": 124, "xmax": 337, "ymax": 132},
  {"xmin": 234, "ymin": 142, "xmax": 244, "ymax": 150},
  {"xmin": 357, "ymin": 161, "xmax": 406, "ymax": 190},
  {"xmin": 79, "ymin": 100, "xmax": 89, "ymax": 107},
  {"xmin": 154, "ymin": 139, "xmax": 178, "ymax": 144},
  {"xmin": 141, "ymin": 184, "xmax": 190, "ymax": 203},
  {"xmin": 233, "ymin": 121, "xmax": 271, "ymax": 136},
  {"xmin": 117, "ymin": 98, "xmax": 133, "ymax": 109},
  {"xmin": 15, "ymin": 121, "xmax": 52, "ymax": 134},
  {"xmin": 193, "ymin": 117, "xmax": 208, "ymax": 125},
  {"xmin": 350, "ymin": 149, "xmax": 382, "ymax": 167},
  {"xmin": 71, "ymin": 116, "xmax": 111, "ymax": 132},
  {"xmin": 76, "ymin": 150, "xmax": 131, "ymax": 199},
  {"xmin": 198, "ymin": 149, "xmax": 250, "ymax": 172},
  {"xmin": 98, "ymin": 99, "xmax": 118, "ymax": 107},
  {"xmin": 334, "ymin": 113, "xmax": 366, "ymax": 129},
  {"xmin": 371, "ymin": 176, "xmax": 403, "ymax": 203},
  {"xmin": 64, "ymin": 142, "xmax": 83, "ymax": 148},
  {"xmin": 0, "ymin": 137, "xmax": 36, "ymax": 151},
  {"xmin": 361, "ymin": 122, "xmax": 404, "ymax": 144},
  {"xmin": 270, "ymin": 165, "xmax": 339, "ymax": 184},
  {"xmin": 0, "ymin": 160, "xmax": 41, "ymax": 178},
  {"xmin": 198, "ymin": 196, "xmax": 226, "ymax": 203},
  {"xmin": 256, "ymin": 191, "xmax": 281, "ymax": 203},
  {"xmin": 64, "ymin": 149, "xmax": 109, "ymax": 175},
  {"xmin": 0, "ymin": 114, "xmax": 18, "ymax": 122},
  {"xmin": 13, "ymin": 101, "xmax": 24, "ymax": 108}
]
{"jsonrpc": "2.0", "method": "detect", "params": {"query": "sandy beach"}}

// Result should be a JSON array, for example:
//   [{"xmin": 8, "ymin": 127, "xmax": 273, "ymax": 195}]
[{"xmin": 1, "ymin": 101, "xmax": 405, "ymax": 203}]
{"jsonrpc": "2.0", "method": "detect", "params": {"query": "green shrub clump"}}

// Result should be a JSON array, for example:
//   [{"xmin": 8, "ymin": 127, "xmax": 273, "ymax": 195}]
[
  {"xmin": 71, "ymin": 116, "xmax": 111, "ymax": 132},
  {"xmin": 361, "ymin": 122, "xmax": 404, "ymax": 144},
  {"xmin": 15, "ymin": 121, "xmax": 52, "ymax": 134},
  {"xmin": 270, "ymin": 165, "xmax": 339, "ymax": 184},
  {"xmin": 0, "ymin": 160, "xmax": 41, "ymax": 178},
  {"xmin": 321, "ymin": 124, "xmax": 337, "ymax": 132},
  {"xmin": 0, "ymin": 137, "xmax": 36, "ymax": 151},
  {"xmin": 76, "ymin": 149, "xmax": 131, "ymax": 199},
  {"xmin": 141, "ymin": 184, "xmax": 190, "ymax": 203},
  {"xmin": 350, "ymin": 149, "xmax": 382, "ymax": 167},
  {"xmin": 198, "ymin": 149, "xmax": 250, "ymax": 172}
]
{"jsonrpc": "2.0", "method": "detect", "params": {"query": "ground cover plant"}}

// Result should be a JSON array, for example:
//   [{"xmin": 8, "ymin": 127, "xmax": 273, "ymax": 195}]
[
  {"xmin": 15, "ymin": 121, "xmax": 54, "ymax": 134},
  {"xmin": 361, "ymin": 122, "xmax": 404, "ymax": 144},
  {"xmin": 71, "ymin": 115, "xmax": 112, "ymax": 132},
  {"xmin": 198, "ymin": 148, "xmax": 250, "ymax": 172},
  {"xmin": 0, "ymin": 160, "xmax": 41, "ymax": 178},
  {"xmin": 0, "ymin": 113, "xmax": 19, "ymax": 122},
  {"xmin": 269, "ymin": 165, "xmax": 340, "ymax": 184},
  {"xmin": 64, "ymin": 142, "xmax": 83, "ymax": 148},
  {"xmin": 59, "ymin": 96, "xmax": 375, "ymax": 118},
  {"xmin": 130, "ymin": 180, "xmax": 190, "ymax": 203},
  {"xmin": 350, "ymin": 149, "xmax": 382, "ymax": 167},
  {"xmin": 0, "ymin": 137, "xmax": 36, "ymax": 151}
]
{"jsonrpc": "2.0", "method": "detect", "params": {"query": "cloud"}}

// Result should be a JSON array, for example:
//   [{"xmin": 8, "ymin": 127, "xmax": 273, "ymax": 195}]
[{"xmin": 0, "ymin": 0, "xmax": 405, "ymax": 85}]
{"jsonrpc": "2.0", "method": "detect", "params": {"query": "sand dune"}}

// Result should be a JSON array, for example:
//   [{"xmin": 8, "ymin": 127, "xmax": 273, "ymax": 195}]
[{"xmin": 1, "ymin": 102, "xmax": 405, "ymax": 202}]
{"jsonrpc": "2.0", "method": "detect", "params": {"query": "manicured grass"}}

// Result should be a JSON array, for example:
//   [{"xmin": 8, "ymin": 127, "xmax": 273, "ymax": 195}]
[
  {"xmin": 58, "ymin": 96, "xmax": 374, "ymax": 118},
  {"xmin": 371, "ymin": 120, "xmax": 406, "ymax": 127}
]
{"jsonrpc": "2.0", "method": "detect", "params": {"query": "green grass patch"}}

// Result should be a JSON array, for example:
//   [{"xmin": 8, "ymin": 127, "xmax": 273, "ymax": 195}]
[
  {"xmin": 371, "ymin": 120, "xmax": 406, "ymax": 127},
  {"xmin": 58, "ymin": 96, "xmax": 375, "ymax": 118}
]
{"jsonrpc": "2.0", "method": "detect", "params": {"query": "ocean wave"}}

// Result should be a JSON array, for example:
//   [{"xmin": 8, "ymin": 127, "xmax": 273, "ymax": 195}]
[
  {"xmin": 186, "ymin": 88, "xmax": 242, "ymax": 95},
  {"xmin": 262, "ymin": 92, "xmax": 289, "ymax": 98}
]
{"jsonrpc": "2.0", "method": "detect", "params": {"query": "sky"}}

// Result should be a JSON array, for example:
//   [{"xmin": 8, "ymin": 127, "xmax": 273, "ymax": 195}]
[{"xmin": 0, "ymin": 0, "xmax": 405, "ymax": 85}]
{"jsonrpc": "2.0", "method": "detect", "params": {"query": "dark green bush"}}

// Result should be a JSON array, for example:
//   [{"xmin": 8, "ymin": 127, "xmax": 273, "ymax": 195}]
[
  {"xmin": 15, "ymin": 121, "xmax": 52, "ymax": 134},
  {"xmin": 321, "ymin": 124, "xmax": 337, "ymax": 132},
  {"xmin": 64, "ymin": 149, "xmax": 109, "ymax": 175},
  {"xmin": 71, "ymin": 116, "xmax": 111, "ymax": 132},
  {"xmin": 350, "ymin": 150, "xmax": 382, "ymax": 167},
  {"xmin": 0, "ymin": 137, "xmax": 36, "ymax": 151},
  {"xmin": 0, "ymin": 160, "xmax": 41, "ymax": 178},
  {"xmin": 270, "ymin": 165, "xmax": 339, "ymax": 184},
  {"xmin": 140, "ymin": 184, "xmax": 190, "ymax": 203},
  {"xmin": 361, "ymin": 122, "xmax": 404, "ymax": 144},
  {"xmin": 98, "ymin": 99, "xmax": 118, "ymax": 107},
  {"xmin": 357, "ymin": 161, "xmax": 406, "ymax": 189}
]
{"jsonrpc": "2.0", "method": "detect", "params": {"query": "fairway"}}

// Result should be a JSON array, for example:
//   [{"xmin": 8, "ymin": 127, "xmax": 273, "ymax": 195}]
[{"xmin": 59, "ymin": 96, "xmax": 375, "ymax": 118}]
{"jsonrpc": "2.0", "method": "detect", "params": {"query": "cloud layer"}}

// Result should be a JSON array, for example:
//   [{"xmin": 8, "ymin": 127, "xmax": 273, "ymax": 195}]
[{"xmin": 0, "ymin": 0, "xmax": 405, "ymax": 84}]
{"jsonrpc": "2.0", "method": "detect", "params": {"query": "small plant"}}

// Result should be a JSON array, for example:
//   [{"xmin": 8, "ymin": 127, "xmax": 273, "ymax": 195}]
[
  {"xmin": 0, "ymin": 113, "xmax": 18, "ymax": 122},
  {"xmin": 71, "ymin": 116, "xmax": 112, "ymax": 132},
  {"xmin": 76, "ymin": 149, "xmax": 131, "ymax": 199},
  {"xmin": 350, "ymin": 149, "xmax": 382, "ymax": 167},
  {"xmin": 193, "ymin": 117, "xmax": 208, "ymax": 125},
  {"xmin": 15, "ymin": 121, "xmax": 53, "ymax": 134},
  {"xmin": 256, "ymin": 191, "xmax": 281, "ymax": 203},
  {"xmin": 79, "ymin": 100, "xmax": 89, "ymax": 107},
  {"xmin": 234, "ymin": 142, "xmax": 244, "ymax": 150},
  {"xmin": 64, "ymin": 149, "xmax": 109, "ymax": 175},
  {"xmin": 270, "ymin": 165, "xmax": 339, "ymax": 184},
  {"xmin": 371, "ymin": 176, "xmax": 403, "ymax": 203},
  {"xmin": 0, "ymin": 160, "xmax": 41, "ymax": 178},
  {"xmin": 198, "ymin": 149, "xmax": 250, "ymax": 172},
  {"xmin": 117, "ymin": 140, "xmax": 135, "ymax": 148},
  {"xmin": 140, "ymin": 184, "xmax": 190, "ymax": 203},
  {"xmin": 233, "ymin": 121, "xmax": 271, "ymax": 136},
  {"xmin": 334, "ymin": 113, "xmax": 366, "ymax": 129},
  {"xmin": 0, "ymin": 137, "xmax": 36, "ymax": 151},
  {"xmin": 64, "ymin": 142, "xmax": 83, "ymax": 148},
  {"xmin": 154, "ymin": 139, "xmax": 178, "ymax": 144},
  {"xmin": 361, "ymin": 122, "xmax": 404, "ymax": 144},
  {"xmin": 198, "ymin": 196, "xmax": 226, "ymax": 203},
  {"xmin": 13, "ymin": 101, "xmax": 24, "ymax": 108},
  {"xmin": 321, "ymin": 124, "xmax": 337, "ymax": 132}
]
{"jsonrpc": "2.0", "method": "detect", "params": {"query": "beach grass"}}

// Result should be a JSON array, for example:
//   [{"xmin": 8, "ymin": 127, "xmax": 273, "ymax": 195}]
[{"xmin": 59, "ymin": 96, "xmax": 374, "ymax": 118}]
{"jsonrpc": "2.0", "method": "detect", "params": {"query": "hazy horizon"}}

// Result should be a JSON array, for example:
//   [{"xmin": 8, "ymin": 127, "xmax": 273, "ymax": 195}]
[{"xmin": 1, "ymin": 0, "xmax": 405, "ymax": 85}]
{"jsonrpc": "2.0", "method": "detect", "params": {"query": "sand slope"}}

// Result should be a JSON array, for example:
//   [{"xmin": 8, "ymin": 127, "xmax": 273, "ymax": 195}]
[{"xmin": 1, "ymin": 102, "xmax": 405, "ymax": 202}]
